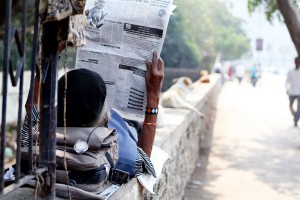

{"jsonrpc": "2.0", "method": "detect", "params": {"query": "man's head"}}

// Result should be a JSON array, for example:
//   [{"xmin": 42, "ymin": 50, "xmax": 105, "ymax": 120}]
[
  {"xmin": 295, "ymin": 57, "xmax": 300, "ymax": 69},
  {"xmin": 57, "ymin": 68, "xmax": 107, "ymax": 127}
]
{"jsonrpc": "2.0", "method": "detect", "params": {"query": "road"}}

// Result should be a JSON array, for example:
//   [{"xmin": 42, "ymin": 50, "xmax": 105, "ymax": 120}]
[{"xmin": 184, "ymin": 73, "xmax": 300, "ymax": 200}]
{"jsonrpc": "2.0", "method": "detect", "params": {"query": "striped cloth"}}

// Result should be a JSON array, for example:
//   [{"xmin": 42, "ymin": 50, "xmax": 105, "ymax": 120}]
[
  {"xmin": 20, "ymin": 106, "xmax": 156, "ymax": 178},
  {"xmin": 20, "ymin": 106, "xmax": 40, "ymax": 147},
  {"xmin": 136, "ymin": 147, "xmax": 156, "ymax": 178}
]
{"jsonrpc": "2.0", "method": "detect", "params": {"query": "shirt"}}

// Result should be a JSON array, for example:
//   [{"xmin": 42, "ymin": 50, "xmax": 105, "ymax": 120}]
[
  {"xmin": 235, "ymin": 64, "xmax": 245, "ymax": 78},
  {"xmin": 286, "ymin": 69, "xmax": 300, "ymax": 95}
]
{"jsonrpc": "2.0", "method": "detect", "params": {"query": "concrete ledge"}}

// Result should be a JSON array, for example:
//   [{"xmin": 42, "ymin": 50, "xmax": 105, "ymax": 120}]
[
  {"xmin": 109, "ymin": 74, "xmax": 222, "ymax": 200},
  {"xmin": 2, "ymin": 75, "xmax": 222, "ymax": 200}
]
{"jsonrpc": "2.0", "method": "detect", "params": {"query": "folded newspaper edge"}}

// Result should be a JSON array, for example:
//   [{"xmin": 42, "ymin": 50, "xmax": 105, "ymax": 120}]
[{"xmin": 137, "ymin": 146, "xmax": 171, "ymax": 194}]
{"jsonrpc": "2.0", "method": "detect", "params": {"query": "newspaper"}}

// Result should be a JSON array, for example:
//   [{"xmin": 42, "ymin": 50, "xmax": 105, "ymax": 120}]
[{"xmin": 75, "ymin": 0, "xmax": 174, "ymax": 121}]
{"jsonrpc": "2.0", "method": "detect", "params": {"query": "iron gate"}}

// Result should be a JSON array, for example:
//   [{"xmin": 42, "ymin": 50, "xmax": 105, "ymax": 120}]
[{"xmin": 1, "ymin": 0, "xmax": 58, "ymax": 198}]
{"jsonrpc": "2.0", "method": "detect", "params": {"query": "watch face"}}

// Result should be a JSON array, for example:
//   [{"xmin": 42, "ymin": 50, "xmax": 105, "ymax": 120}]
[{"xmin": 74, "ymin": 140, "xmax": 89, "ymax": 154}]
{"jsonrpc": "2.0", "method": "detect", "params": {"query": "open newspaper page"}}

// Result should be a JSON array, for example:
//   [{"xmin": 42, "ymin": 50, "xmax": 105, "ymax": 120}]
[{"xmin": 75, "ymin": 0, "xmax": 173, "ymax": 121}]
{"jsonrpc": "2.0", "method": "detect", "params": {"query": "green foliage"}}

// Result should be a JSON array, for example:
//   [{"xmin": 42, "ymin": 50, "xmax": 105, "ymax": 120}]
[
  {"xmin": 162, "ymin": 0, "xmax": 251, "ymax": 69},
  {"xmin": 0, "ymin": 2, "xmax": 36, "ymax": 71},
  {"xmin": 161, "ymin": 12, "xmax": 199, "ymax": 68},
  {"xmin": 248, "ymin": 0, "xmax": 281, "ymax": 21}
]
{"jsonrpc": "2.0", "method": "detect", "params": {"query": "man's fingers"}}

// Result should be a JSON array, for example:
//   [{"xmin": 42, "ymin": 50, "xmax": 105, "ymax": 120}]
[
  {"xmin": 151, "ymin": 51, "xmax": 158, "ymax": 73},
  {"xmin": 146, "ymin": 59, "xmax": 151, "ymax": 72},
  {"xmin": 157, "ymin": 58, "xmax": 164, "ymax": 72},
  {"xmin": 152, "ymin": 51, "xmax": 157, "ymax": 64}
]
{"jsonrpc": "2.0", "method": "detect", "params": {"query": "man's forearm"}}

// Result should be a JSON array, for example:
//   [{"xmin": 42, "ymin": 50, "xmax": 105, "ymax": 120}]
[{"xmin": 138, "ymin": 99, "xmax": 159, "ymax": 156}]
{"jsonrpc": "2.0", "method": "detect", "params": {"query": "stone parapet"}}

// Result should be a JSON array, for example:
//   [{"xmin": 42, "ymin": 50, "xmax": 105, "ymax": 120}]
[{"xmin": 110, "ymin": 74, "xmax": 222, "ymax": 200}]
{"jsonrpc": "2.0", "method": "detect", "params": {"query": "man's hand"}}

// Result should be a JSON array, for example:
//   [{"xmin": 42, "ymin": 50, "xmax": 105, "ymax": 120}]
[{"xmin": 138, "ymin": 52, "xmax": 164, "ymax": 156}]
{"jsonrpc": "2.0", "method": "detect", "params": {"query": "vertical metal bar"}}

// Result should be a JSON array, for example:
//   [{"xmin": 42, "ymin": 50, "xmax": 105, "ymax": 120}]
[
  {"xmin": 39, "ymin": 21, "xmax": 58, "ymax": 199},
  {"xmin": 27, "ymin": 0, "xmax": 40, "ymax": 174},
  {"xmin": 0, "ymin": 0, "xmax": 12, "ymax": 193},
  {"xmin": 15, "ymin": 0, "xmax": 27, "ymax": 183}
]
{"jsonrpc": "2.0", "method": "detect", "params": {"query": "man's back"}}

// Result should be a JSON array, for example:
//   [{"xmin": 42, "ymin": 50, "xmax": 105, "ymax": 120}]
[
  {"xmin": 286, "ymin": 69, "xmax": 300, "ymax": 95},
  {"xmin": 250, "ymin": 66, "xmax": 257, "ymax": 78},
  {"xmin": 235, "ymin": 64, "xmax": 245, "ymax": 78}
]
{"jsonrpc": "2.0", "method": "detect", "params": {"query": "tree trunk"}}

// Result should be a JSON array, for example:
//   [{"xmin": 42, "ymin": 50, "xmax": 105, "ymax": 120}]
[{"xmin": 277, "ymin": 0, "xmax": 300, "ymax": 56}]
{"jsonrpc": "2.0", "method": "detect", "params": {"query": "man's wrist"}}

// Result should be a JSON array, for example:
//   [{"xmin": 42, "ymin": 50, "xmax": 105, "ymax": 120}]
[
  {"xmin": 145, "ymin": 107, "xmax": 159, "ymax": 115},
  {"xmin": 147, "ymin": 96, "xmax": 159, "ymax": 107}
]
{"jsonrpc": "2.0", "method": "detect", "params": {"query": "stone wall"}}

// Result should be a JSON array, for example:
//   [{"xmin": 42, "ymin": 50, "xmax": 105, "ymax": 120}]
[{"xmin": 109, "ymin": 74, "xmax": 222, "ymax": 200}]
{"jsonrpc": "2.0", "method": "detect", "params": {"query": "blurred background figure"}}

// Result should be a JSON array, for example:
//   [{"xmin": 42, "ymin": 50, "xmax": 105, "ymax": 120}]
[
  {"xmin": 235, "ymin": 64, "xmax": 245, "ymax": 84},
  {"xmin": 213, "ymin": 62, "xmax": 223, "ymax": 74},
  {"xmin": 250, "ymin": 64, "xmax": 258, "ymax": 87},
  {"xmin": 256, "ymin": 64, "xmax": 262, "ymax": 87},
  {"xmin": 285, "ymin": 57, "xmax": 300, "ymax": 127},
  {"xmin": 213, "ymin": 61, "xmax": 227, "ymax": 84},
  {"xmin": 227, "ymin": 65, "xmax": 234, "ymax": 81}
]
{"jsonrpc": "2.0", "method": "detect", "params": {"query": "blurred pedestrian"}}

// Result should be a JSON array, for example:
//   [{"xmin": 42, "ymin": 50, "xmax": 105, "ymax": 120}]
[
  {"xmin": 257, "ymin": 64, "xmax": 262, "ymax": 86},
  {"xmin": 213, "ymin": 61, "xmax": 226, "ymax": 84},
  {"xmin": 250, "ymin": 64, "xmax": 258, "ymax": 87},
  {"xmin": 285, "ymin": 57, "xmax": 300, "ymax": 127},
  {"xmin": 227, "ymin": 65, "xmax": 234, "ymax": 81},
  {"xmin": 212, "ymin": 62, "xmax": 220, "ymax": 73},
  {"xmin": 235, "ymin": 64, "xmax": 245, "ymax": 84}
]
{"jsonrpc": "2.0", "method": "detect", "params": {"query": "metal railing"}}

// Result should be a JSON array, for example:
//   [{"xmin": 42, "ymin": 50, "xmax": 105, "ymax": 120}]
[{"xmin": 1, "ymin": 0, "xmax": 58, "ymax": 198}]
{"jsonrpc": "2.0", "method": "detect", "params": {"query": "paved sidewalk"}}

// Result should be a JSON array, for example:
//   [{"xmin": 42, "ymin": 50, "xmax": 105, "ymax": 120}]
[{"xmin": 184, "ymin": 74, "xmax": 300, "ymax": 200}]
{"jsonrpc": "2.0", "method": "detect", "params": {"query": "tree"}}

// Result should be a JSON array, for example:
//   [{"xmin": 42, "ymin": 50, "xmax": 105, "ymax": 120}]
[
  {"xmin": 248, "ymin": 0, "xmax": 300, "ymax": 56},
  {"xmin": 162, "ymin": 0, "xmax": 250, "ymax": 69},
  {"xmin": 161, "ymin": 12, "xmax": 199, "ymax": 68}
]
